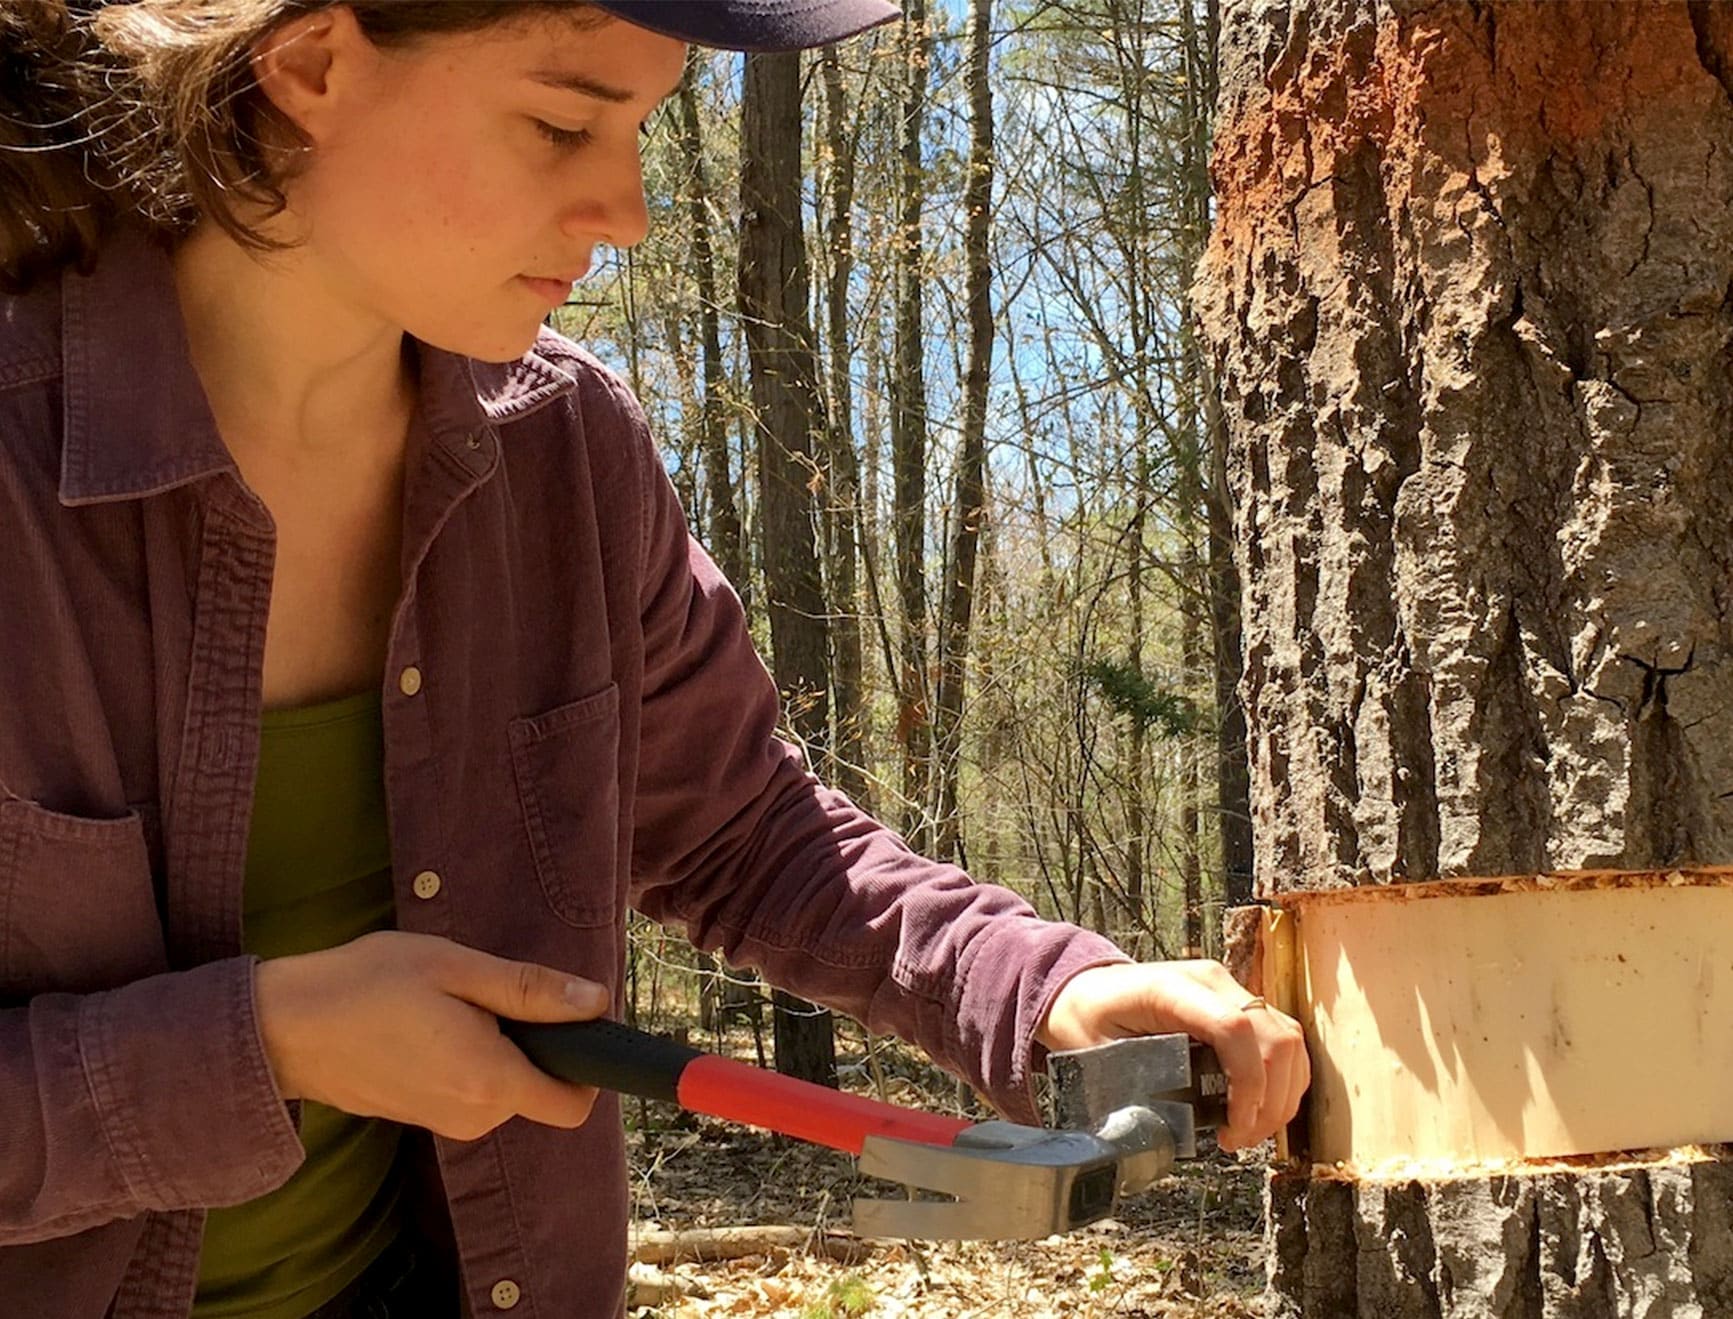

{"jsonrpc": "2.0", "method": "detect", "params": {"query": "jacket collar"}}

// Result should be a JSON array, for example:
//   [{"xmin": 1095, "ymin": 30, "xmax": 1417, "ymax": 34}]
[{"xmin": 57, "ymin": 225, "xmax": 579, "ymax": 507}]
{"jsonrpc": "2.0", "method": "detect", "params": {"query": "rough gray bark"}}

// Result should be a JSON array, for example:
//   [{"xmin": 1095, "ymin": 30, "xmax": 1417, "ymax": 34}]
[
  {"xmin": 1270, "ymin": 1163, "xmax": 1733, "ymax": 1319},
  {"xmin": 1196, "ymin": 0, "xmax": 1733, "ymax": 1312},
  {"xmin": 1203, "ymin": 0, "xmax": 1733, "ymax": 889}
]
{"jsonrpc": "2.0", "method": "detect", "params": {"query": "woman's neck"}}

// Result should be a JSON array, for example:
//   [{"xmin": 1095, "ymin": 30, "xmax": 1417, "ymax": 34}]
[{"xmin": 170, "ymin": 222, "xmax": 416, "ymax": 463}]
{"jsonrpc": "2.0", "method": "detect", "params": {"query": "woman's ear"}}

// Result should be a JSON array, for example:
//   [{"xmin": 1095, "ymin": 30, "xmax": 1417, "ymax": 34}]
[{"xmin": 249, "ymin": 4, "xmax": 375, "ymax": 146}]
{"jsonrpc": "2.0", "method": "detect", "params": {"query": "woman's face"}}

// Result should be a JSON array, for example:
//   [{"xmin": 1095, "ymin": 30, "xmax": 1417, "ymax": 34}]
[{"xmin": 260, "ymin": 7, "xmax": 686, "ymax": 361}]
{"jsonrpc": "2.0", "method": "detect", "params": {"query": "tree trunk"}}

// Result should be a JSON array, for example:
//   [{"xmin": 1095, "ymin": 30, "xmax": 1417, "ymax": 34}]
[
  {"xmin": 1206, "ymin": 376, "xmax": 1253, "ymax": 906},
  {"xmin": 1183, "ymin": 0, "xmax": 1254, "ymax": 909},
  {"xmin": 738, "ymin": 48, "xmax": 837, "ymax": 1089},
  {"xmin": 1179, "ymin": 589, "xmax": 1204, "ymax": 955},
  {"xmin": 1197, "ymin": 1, "xmax": 1733, "ymax": 1311},
  {"xmin": 659, "ymin": 308, "xmax": 700, "ymax": 516},
  {"xmin": 933, "ymin": 0, "xmax": 995, "ymax": 864},
  {"xmin": 892, "ymin": 0, "xmax": 934, "ymax": 850},
  {"xmin": 819, "ymin": 45, "xmax": 872, "ymax": 810},
  {"xmin": 677, "ymin": 52, "xmax": 747, "ymax": 599},
  {"xmin": 1128, "ymin": 489, "xmax": 1150, "ymax": 955},
  {"xmin": 1176, "ymin": 0, "xmax": 1216, "ymax": 955}
]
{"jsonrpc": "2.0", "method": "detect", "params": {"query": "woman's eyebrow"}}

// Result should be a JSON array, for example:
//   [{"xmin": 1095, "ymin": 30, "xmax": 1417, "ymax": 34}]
[{"xmin": 527, "ymin": 69, "xmax": 635, "ymax": 103}]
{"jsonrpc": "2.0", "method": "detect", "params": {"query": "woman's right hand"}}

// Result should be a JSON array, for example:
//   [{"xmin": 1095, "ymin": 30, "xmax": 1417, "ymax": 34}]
[{"xmin": 254, "ymin": 930, "xmax": 610, "ymax": 1141}]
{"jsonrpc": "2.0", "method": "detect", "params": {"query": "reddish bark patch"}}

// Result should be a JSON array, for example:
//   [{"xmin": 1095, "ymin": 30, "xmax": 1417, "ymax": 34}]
[
  {"xmin": 1297, "ymin": 1142, "xmax": 1733, "ymax": 1186},
  {"xmin": 1267, "ymin": 866, "xmax": 1733, "ymax": 910},
  {"xmin": 1207, "ymin": 1, "xmax": 1725, "ymax": 276}
]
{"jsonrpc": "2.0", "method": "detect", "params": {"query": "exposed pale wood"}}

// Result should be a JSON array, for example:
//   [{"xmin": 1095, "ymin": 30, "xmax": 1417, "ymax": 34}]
[
  {"xmin": 1259, "ymin": 906, "xmax": 1300, "ymax": 1163},
  {"xmin": 1285, "ymin": 878, "xmax": 1733, "ymax": 1173},
  {"xmin": 1261, "ymin": 905, "xmax": 1298, "ymax": 1019}
]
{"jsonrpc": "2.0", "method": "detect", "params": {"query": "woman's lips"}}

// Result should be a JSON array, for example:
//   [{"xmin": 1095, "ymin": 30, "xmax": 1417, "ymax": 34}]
[{"xmin": 519, "ymin": 275, "xmax": 578, "ymax": 305}]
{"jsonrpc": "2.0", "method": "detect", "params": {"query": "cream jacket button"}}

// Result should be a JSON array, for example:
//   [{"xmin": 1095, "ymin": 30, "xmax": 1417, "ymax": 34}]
[
  {"xmin": 491, "ymin": 1279, "xmax": 521, "ymax": 1310},
  {"xmin": 398, "ymin": 666, "xmax": 423, "ymax": 697},
  {"xmin": 412, "ymin": 871, "xmax": 442, "ymax": 900}
]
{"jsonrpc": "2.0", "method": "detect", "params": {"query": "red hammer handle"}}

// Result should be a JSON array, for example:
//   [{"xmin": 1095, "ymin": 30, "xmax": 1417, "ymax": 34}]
[
  {"xmin": 504, "ymin": 1019, "xmax": 972, "ymax": 1155},
  {"xmin": 679, "ymin": 1053, "xmax": 972, "ymax": 1155}
]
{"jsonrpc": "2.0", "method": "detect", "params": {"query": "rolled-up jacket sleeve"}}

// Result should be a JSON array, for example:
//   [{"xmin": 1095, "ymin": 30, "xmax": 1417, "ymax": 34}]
[
  {"xmin": 0, "ymin": 957, "xmax": 304, "ymax": 1243},
  {"xmin": 617, "ymin": 391, "xmax": 1130, "ymax": 1124}
]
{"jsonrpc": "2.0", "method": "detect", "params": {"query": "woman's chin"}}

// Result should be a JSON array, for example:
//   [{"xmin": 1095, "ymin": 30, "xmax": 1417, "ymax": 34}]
[{"xmin": 412, "ymin": 316, "xmax": 547, "ymax": 365}]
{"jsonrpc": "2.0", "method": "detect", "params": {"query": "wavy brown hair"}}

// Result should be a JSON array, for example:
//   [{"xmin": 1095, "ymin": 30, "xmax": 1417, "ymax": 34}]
[{"xmin": 0, "ymin": 0, "xmax": 601, "ymax": 292}]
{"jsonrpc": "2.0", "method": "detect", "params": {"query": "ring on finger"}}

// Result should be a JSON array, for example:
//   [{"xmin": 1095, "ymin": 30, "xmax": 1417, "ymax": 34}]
[{"xmin": 1240, "ymin": 995, "xmax": 1268, "ymax": 1012}]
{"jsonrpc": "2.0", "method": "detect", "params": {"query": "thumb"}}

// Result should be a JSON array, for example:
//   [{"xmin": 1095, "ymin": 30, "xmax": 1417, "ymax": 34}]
[{"xmin": 441, "ymin": 947, "xmax": 610, "ymax": 1022}]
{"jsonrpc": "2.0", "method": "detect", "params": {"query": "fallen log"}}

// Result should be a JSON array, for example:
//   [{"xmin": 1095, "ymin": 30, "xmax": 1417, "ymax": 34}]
[
  {"xmin": 624, "ymin": 1263, "xmax": 710, "ymax": 1308},
  {"xmin": 630, "ymin": 1225, "xmax": 871, "ymax": 1266}
]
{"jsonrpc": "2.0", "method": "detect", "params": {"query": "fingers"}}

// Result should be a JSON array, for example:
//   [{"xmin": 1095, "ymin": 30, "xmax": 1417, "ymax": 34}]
[
  {"xmin": 476, "ymin": 1028, "xmax": 603, "ymax": 1133},
  {"xmin": 256, "ymin": 934, "xmax": 613, "ymax": 1141},
  {"xmin": 436, "ymin": 941, "xmax": 611, "ymax": 1022},
  {"xmin": 425, "ymin": 1053, "xmax": 600, "ymax": 1141},
  {"xmin": 1216, "ymin": 998, "xmax": 1307, "ymax": 1152},
  {"xmin": 1196, "ymin": 997, "xmax": 1269, "ymax": 1152},
  {"xmin": 1231, "ymin": 1019, "xmax": 1292, "ymax": 1152},
  {"xmin": 413, "ymin": 1017, "xmax": 603, "ymax": 1142},
  {"xmin": 1283, "ymin": 1020, "xmax": 1313, "ymax": 1126},
  {"xmin": 1164, "ymin": 960, "xmax": 1308, "ymax": 1149},
  {"xmin": 1049, "ymin": 958, "xmax": 1309, "ymax": 1153},
  {"xmin": 355, "ymin": 934, "xmax": 614, "ymax": 1137},
  {"xmin": 427, "ymin": 944, "xmax": 611, "ymax": 1133}
]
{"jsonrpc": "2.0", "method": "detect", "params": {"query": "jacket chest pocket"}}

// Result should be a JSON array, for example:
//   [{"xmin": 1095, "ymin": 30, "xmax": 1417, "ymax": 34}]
[
  {"xmin": 509, "ymin": 685, "xmax": 622, "ymax": 928},
  {"xmin": 0, "ymin": 798, "xmax": 168, "ymax": 998}
]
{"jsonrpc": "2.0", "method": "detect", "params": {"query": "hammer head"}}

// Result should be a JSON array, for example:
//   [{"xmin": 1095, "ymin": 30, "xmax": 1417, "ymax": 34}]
[
  {"xmin": 852, "ymin": 1121, "xmax": 1127, "ymax": 1240},
  {"xmin": 848, "ymin": 1033, "xmax": 1226, "ymax": 1241},
  {"xmin": 1048, "ymin": 1033, "xmax": 1227, "ymax": 1161}
]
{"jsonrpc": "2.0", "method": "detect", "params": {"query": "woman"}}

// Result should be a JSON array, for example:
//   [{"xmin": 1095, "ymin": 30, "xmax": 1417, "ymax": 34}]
[{"xmin": 0, "ymin": 2, "xmax": 1309, "ymax": 1316}]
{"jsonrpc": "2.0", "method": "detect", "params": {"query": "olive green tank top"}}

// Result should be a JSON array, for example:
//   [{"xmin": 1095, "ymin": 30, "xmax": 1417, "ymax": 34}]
[{"xmin": 193, "ymin": 691, "xmax": 406, "ymax": 1319}]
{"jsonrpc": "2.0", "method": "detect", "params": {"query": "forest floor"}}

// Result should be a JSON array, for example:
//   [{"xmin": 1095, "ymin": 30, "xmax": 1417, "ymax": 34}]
[{"xmin": 621, "ymin": 1019, "xmax": 1271, "ymax": 1318}]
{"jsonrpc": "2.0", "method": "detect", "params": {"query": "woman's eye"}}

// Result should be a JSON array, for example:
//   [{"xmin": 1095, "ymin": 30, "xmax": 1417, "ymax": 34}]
[{"xmin": 534, "ymin": 120, "xmax": 593, "ymax": 151}]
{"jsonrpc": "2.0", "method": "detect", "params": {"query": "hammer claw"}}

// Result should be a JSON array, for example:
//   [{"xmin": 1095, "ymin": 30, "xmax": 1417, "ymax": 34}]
[{"xmin": 851, "ymin": 1127, "xmax": 1126, "ymax": 1240}]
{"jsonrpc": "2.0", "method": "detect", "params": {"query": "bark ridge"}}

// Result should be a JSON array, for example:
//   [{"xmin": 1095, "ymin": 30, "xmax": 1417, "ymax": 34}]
[
  {"xmin": 1199, "ymin": 0, "xmax": 1733, "ymax": 888},
  {"xmin": 1269, "ymin": 1157, "xmax": 1733, "ymax": 1318}
]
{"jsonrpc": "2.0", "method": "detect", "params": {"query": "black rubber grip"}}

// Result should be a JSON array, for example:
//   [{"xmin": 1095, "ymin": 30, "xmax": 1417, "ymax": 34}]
[{"xmin": 501, "ymin": 1018, "xmax": 703, "ymax": 1105}]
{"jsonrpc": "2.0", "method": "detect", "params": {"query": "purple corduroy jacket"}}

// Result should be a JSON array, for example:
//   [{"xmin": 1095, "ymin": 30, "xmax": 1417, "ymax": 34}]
[{"xmin": 0, "ymin": 227, "xmax": 1128, "ymax": 1319}]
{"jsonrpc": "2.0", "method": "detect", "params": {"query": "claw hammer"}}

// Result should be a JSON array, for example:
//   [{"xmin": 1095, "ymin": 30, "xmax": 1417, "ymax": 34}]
[{"xmin": 504, "ymin": 1018, "xmax": 1227, "ymax": 1240}]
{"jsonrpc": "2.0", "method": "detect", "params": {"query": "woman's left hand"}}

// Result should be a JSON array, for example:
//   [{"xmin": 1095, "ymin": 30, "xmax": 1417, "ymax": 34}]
[{"xmin": 1036, "ymin": 960, "xmax": 1310, "ymax": 1153}]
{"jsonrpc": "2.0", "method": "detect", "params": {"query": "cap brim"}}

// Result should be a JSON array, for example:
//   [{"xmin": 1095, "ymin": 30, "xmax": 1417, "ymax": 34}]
[{"xmin": 591, "ymin": 0, "xmax": 901, "ymax": 52}]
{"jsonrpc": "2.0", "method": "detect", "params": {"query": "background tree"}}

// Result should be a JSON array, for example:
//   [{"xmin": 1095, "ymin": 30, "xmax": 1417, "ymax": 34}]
[
  {"xmin": 891, "ymin": 0, "xmax": 936, "ymax": 850},
  {"xmin": 815, "ymin": 41, "xmax": 873, "ymax": 809},
  {"xmin": 932, "ymin": 0, "xmax": 996, "ymax": 863},
  {"xmin": 676, "ymin": 48, "xmax": 747, "ymax": 599},
  {"xmin": 738, "ymin": 47, "xmax": 838, "ymax": 1089}
]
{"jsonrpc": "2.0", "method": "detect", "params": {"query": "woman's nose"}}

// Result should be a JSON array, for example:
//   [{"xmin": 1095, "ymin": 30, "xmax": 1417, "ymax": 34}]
[{"xmin": 563, "ymin": 148, "xmax": 650, "ymax": 252}]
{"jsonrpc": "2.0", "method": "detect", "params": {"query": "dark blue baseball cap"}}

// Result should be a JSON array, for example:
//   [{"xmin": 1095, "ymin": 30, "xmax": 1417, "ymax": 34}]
[{"xmin": 591, "ymin": 1, "xmax": 901, "ymax": 51}]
